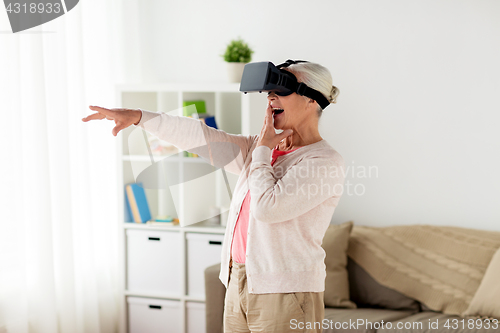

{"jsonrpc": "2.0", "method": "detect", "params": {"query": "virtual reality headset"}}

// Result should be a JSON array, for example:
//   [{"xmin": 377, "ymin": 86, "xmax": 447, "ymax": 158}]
[{"xmin": 239, "ymin": 60, "xmax": 330, "ymax": 109}]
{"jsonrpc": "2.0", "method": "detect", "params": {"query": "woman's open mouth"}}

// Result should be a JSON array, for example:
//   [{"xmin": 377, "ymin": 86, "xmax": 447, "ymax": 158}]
[{"xmin": 272, "ymin": 108, "xmax": 284, "ymax": 117}]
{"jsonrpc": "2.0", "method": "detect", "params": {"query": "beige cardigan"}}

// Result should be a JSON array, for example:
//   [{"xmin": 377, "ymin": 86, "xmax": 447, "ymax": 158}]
[{"xmin": 136, "ymin": 109, "xmax": 345, "ymax": 294}]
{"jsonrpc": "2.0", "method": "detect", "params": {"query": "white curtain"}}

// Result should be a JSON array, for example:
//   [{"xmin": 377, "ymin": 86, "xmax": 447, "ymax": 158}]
[{"xmin": 0, "ymin": 1, "xmax": 142, "ymax": 332}]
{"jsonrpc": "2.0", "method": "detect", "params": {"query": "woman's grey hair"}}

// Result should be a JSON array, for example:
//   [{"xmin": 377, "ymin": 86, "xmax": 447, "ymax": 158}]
[{"xmin": 285, "ymin": 62, "xmax": 339, "ymax": 118}]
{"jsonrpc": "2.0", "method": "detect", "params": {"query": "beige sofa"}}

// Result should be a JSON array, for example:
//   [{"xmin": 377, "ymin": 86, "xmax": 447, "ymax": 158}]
[{"xmin": 204, "ymin": 223, "xmax": 500, "ymax": 333}]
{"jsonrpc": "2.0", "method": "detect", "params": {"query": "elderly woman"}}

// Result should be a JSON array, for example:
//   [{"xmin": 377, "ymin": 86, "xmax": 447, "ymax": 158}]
[{"xmin": 83, "ymin": 60, "xmax": 344, "ymax": 333}]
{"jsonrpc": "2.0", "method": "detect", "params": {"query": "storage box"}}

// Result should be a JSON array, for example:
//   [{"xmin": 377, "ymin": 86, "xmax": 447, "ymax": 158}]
[
  {"xmin": 128, "ymin": 297, "xmax": 181, "ymax": 333},
  {"xmin": 186, "ymin": 302, "xmax": 206, "ymax": 333},
  {"xmin": 186, "ymin": 233, "xmax": 225, "ymax": 298},
  {"xmin": 127, "ymin": 229, "xmax": 181, "ymax": 295}
]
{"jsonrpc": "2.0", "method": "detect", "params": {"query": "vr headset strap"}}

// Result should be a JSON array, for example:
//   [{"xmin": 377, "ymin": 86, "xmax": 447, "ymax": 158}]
[
  {"xmin": 277, "ymin": 60, "xmax": 330, "ymax": 109},
  {"xmin": 276, "ymin": 67, "xmax": 330, "ymax": 109},
  {"xmin": 296, "ymin": 84, "xmax": 330, "ymax": 110}
]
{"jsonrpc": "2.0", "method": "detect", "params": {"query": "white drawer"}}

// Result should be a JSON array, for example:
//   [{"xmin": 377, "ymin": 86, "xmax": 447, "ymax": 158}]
[
  {"xmin": 127, "ymin": 229, "xmax": 181, "ymax": 295},
  {"xmin": 186, "ymin": 302, "xmax": 206, "ymax": 333},
  {"xmin": 186, "ymin": 233, "xmax": 224, "ymax": 298},
  {"xmin": 127, "ymin": 297, "xmax": 181, "ymax": 333}
]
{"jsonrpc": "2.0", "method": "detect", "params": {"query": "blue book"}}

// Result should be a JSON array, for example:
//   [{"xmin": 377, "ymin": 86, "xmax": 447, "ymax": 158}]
[
  {"xmin": 204, "ymin": 116, "xmax": 218, "ymax": 129},
  {"xmin": 124, "ymin": 188, "xmax": 133, "ymax": 222},
  {"xmin": 125, "ymin": 183, "xmax": 151, "ymax": 223}
]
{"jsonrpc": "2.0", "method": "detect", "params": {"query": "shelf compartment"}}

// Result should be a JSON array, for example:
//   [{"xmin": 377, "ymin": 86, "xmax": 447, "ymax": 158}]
[
  {"xmin": 126, "ymin": 229, "xmax": 182, "ymax": 296},
  {"xmin": 127, "ymin": 296, "xmax": 182, "ymax": 333},
  {"xmin": 186, "ymin": 233, "xmax": 225, "ymax": 298},
  {"xmin": 186, "ymin": 302, "xmax": 206, "ymax": 333},
  {"xmin": 173, "ymin": 162, "xmax": 220, "ymax": 227}
]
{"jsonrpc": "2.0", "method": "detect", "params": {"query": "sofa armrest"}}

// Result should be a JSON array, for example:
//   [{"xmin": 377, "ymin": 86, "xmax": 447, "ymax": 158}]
[{"xmin": 204, "ymin": 263, "xmax": 226, "ymax": 333}]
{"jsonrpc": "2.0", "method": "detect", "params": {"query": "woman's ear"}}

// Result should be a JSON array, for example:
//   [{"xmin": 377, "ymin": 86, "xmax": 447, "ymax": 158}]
[{"xmin": 308, "ymin": 98, "xmax": 318, "ymax": 110}]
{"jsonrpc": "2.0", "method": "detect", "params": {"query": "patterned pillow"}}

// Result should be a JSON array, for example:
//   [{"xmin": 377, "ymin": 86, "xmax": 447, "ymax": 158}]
[
  {"xmin": 463, "ymin": 247, "xmax": 500, "ymax": 319},
  {"xmin": 321, "ymin": 221, "xmax": 357, "ymax": 308}
]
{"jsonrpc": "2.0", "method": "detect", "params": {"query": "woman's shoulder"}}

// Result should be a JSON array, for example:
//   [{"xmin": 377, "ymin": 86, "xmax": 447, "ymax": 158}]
[{"xmin": 300, "ymin": 139, "xmax": 344, "ymax": 165}]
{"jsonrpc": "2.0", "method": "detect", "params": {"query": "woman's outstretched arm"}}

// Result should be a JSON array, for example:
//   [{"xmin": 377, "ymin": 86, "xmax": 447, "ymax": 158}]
[{"xmin": 82, "ymin": 106, "xmax": 257, "ymax": 175}]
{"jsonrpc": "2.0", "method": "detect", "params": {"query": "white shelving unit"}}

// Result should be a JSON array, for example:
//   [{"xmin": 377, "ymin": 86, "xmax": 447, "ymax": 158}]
[{"xmin": 116, "ymin": 83, "xmax": 266, "ymax": 333}]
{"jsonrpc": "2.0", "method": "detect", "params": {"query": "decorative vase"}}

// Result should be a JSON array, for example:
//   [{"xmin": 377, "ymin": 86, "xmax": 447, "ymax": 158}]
[{"xmin": 226, "ymin": 62, "xmax": 247, "ymax": 83}]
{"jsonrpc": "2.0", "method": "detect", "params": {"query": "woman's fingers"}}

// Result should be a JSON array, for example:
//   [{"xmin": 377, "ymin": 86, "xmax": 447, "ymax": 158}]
[
  {"xmin": 83, "ymin": 106, "xmax": 140, "ymax": 136},
  {"xmin": 264, "ymin": 103, "xmax": 273, "ymax": 128},
  {"xmin": 278, "ymin": 128, "xmax": 293, "ymax": 141},
  {"xmin": 112, "ymin": 121, "xmax": 128, "ymax": 137},
  {"xmin": 256, "ymin": 101, "xmax": 294, "ymax": 149},
  {"xmin": 266, "ymin": 102, "xmax": 273, "ymax": 119},
  {"xmin": 89, "ymin": 105, "xmax": 113, "ymax": 115},
  {"xmin": 82, "ymin": 112, "xmax": 105, "ymax": 122},
  {"xmin": 82, "ymin": 105, "xmax": 116, "ymax": 122}
]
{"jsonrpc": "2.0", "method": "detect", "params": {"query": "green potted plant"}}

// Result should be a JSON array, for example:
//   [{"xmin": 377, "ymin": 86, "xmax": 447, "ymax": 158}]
[{"xmin": 222, "ymin": 38, "xmax": 254, "ymax": 83}]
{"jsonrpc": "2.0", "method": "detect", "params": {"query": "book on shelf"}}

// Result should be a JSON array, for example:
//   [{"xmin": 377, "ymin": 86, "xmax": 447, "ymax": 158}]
[
  {"xmin": 124, "ymin": 187, "xmax": 132, "ymax": 222},
  {"xmin": 183, "ymin": 100, "xmax": 206, "ymax": 117},
  {"xmin": 190, "ymin": 108, "xmax": 218, "ymax": 130},
  {"xmin": 125, "ymin": 183, "xmax": 152, "ymax": 223},
  {"xmin": 146, "ymin": 216, "xmax": 180, "ymax": 226},
  {"xmin": 202, "ymin": 115, "xmax": 218, "ymax": 130}
]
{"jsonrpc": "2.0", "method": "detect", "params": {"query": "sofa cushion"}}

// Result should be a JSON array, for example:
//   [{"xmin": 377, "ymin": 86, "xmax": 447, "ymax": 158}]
[
  {"xmin": 420, "ymin": 303, "xmax": 437, "ymax": 312},
  {"xmin": 323, "ymin": 308, "xmax": 416, "ymax": 333},
  {"xmin": 347, "ymin": 225, "xmax": 500, "ymax": 315},
  {"xmin": 347, "ymin": 257, "xmax": 420, "ymax": 311},
  {"xmin": 204, "ymin": 263, "xmax": 226, "ymax": 333},
  {"xmin": 463, "ymin": 247, "xmax": 500, "ymax": 319},
  {"xmin": 321, "ymin": 221, "xmax": 357, "ymax": 308},
  {"xmin": 377, "ymin": 312, "xmax": 498, "ymax": 333}
]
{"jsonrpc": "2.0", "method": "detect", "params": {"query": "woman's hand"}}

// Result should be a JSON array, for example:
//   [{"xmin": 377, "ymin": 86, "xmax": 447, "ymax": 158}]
[
  {"xmin": 256, "ymin": 103, "xmax": 293, "ymax": 150},
  {"xmin": 82, "ymin": 106, "xmax": 142, "ymax": 136}
]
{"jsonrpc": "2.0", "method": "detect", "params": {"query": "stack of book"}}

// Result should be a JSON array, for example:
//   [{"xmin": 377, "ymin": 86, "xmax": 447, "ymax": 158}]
[
  {"xmin": 146, "ymin": 216, "xmax": 180, "ymax": 226},
  {"xmin": 125, "ymin": 183, "xmax": 179, "ymax": 225},
  {"xmin": 125, "ymin": 183, "xmax": 151, "ymax": 223}
]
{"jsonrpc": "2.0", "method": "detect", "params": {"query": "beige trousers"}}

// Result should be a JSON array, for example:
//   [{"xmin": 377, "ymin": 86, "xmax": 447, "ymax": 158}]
[{"xmin": 223, "ymin": 260, "xmax": 324, "ymax": 333}]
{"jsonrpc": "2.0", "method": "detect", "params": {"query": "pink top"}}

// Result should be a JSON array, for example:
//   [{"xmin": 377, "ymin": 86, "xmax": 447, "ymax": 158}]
[{"xmin": 231, "ymin": 145, "xmax": 301, "ymax": 263}]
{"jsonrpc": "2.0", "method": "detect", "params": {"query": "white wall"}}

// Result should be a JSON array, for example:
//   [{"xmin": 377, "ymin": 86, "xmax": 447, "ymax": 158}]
[{"xmin": 133, "ymin": 0, "xmax": 500, "ymax": 231}]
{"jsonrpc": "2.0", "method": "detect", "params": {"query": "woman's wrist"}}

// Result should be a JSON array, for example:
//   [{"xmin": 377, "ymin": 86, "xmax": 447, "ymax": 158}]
[
  {"xmin": 133, "ymin": 109, "xmax": 142, "ymax": 126},
  {"xmin": 256, "ymin": 142, "xmax": 273, "ymax": 150}
]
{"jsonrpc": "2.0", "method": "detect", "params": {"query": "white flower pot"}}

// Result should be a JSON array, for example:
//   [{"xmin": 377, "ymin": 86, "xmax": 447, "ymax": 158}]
[{"xmin": 226, "ymin": 62, "xmax": 247, "ymax": 83}]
